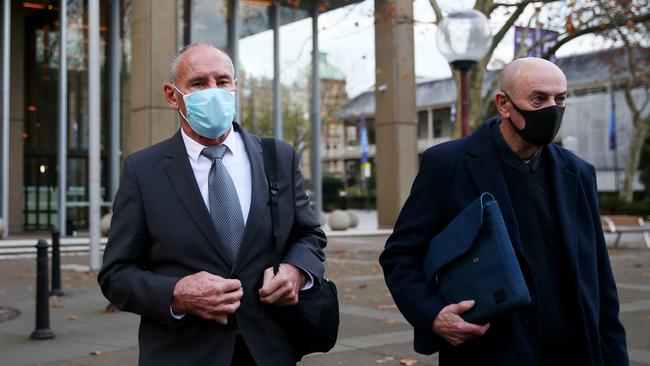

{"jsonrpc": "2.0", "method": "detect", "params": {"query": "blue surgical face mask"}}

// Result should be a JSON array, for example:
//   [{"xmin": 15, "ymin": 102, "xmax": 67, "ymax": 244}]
[{"xmin": 173, "ymin": 85, "xmax": 236, "ymax": 139}]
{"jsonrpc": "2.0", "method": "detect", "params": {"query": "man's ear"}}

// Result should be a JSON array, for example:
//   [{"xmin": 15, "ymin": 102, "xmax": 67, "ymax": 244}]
[
  {"xmin": 495, "ymin": 92, "xmax": 510, "ymax": 119},
  {"xmin": 163, "ymin": 83, "xmax": 180, "ymax": 109}
]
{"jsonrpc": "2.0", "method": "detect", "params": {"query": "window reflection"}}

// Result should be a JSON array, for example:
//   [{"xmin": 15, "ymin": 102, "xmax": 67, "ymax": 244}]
[
  {"xmin": 239, "ymin": 1, "xmax": 273, "ymax": 138},
  {"xmin": 23, "ymin": 0, "xmax": 131, "ymax": 231},
  {"xmin": 189, "ymin": 0, "xmax": 229, "ymax": 47}
]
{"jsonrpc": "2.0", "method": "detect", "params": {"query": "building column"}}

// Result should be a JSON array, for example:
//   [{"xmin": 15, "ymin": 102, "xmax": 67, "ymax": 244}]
[
  {"xmin": 8, "ymin": 2, "xmax": 24, "ymax": 234},
  {"xmin": 129, "ymin": 0, "xmax": 180, "ymax": 154},
  {"xmin": 374, "ymin": 0, "xmax": 417, "ymax": 228},
  {"xmin": 109, "ymin": 0, "xmax": 121, "ymax": 202},
  {"xmin": 310, "ymin": 6, "xmax": 322, "ymax": 222}
]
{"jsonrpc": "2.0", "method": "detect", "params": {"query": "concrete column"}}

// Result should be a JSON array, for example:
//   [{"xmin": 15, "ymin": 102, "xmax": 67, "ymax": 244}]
[
  {"xmin": 374, "ymin": 0, "xmax": 417, "ymax": 228},
  {"xmin": 8, "ymin": 3, "xmax": 24, "ymax": 233},
  {"xmin": 129, "ymin": 0, "xmax": 180, "ymax": 154}
]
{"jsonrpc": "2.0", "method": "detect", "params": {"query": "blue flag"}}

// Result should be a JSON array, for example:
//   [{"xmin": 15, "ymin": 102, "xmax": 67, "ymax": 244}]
[{"xmin": 609, "ymin": 91, "xmax": 617, "ymax": 151}]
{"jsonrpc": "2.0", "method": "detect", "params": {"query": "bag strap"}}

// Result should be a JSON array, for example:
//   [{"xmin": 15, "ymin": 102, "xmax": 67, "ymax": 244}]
[{"xmin": 261, "ymin": 137, "xmax": 282, "ymax": 275}]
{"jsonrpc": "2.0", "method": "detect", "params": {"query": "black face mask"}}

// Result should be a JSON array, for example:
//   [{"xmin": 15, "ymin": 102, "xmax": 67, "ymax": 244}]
[{"xmin": 505, "ymin": 94, "xmax": 565, "ymax": 146}]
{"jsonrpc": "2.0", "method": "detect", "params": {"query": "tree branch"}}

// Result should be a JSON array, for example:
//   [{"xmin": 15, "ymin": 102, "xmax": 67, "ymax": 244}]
[
  {"xmin": 541, "ymin": 11, "xmax": 650, "ymax": 59},
  {"xmin": 485, "ymin": 1, "xmax": 561, "ymax": 62},
  {"xmin": 512, "ymin": 10, "xmax": 543, "ymax": 59},
  {"xmin": 489, "ymin": 0, "xmax": 558, "ymax": 13},
  {"xmin": 429, "ymin": 0, "xmax": 443, "ymax": 24},
  {"xmin": 485, "ymin": 2, "xmax": 530, "ymax": 62},
  {"xmin": 490, "ymin": 2, "xmax": 520, "ymax": 13}
]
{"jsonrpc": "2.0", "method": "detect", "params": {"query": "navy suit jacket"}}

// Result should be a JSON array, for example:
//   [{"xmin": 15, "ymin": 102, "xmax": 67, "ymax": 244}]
[
  {"xmin": 98, "ymin": 123, "xmax": 326, "ymax": 366},
  {"xmin": 380, "ymin": 119, "xmax": 628, "ymax": 365}
]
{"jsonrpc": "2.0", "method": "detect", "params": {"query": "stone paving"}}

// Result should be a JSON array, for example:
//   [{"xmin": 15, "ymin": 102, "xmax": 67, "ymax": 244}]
[{"xmin": 0, "ymin": 234, "xmax": 649, "ymax": 365}]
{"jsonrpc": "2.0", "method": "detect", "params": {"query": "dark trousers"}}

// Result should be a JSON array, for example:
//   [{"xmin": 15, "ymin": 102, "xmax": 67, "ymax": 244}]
[{"xmin": 232, "ymin": 335, "xmax": 256, "ymax": 366}]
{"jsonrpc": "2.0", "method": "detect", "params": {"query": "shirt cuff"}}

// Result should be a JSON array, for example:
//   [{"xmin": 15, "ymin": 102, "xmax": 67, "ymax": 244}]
[
  {"xmin": 170, "ymin": 305, "xmax": 185, "ymax": 320},
  {"xmin": 295, "ymin": 264, "xmax": 314, "ymax": 291}
]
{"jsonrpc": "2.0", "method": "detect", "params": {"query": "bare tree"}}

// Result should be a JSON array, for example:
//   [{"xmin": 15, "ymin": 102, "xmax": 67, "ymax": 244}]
[
  {"xmin": 594, "ymin": 0, "xmax": 650, "ymax": 203},
  {"xmin": 427, "ymin": 0, "xmax": 650, "ymax": 136}
]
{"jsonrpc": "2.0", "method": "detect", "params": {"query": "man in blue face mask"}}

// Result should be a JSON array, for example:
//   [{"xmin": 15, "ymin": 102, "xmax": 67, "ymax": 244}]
[
  {"xmin": 381, "ymin": 58, "xmax": 628, "ymax": 366},
  {"xmin": 98, "ymin": 44, "xmax": 327, "ymax": 366}
]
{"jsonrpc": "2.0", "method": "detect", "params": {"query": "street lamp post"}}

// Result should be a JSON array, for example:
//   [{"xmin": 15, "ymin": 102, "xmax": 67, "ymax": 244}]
[{"xmin": 436, "ymin": 10, "xmax": 492, "ymax": 136}]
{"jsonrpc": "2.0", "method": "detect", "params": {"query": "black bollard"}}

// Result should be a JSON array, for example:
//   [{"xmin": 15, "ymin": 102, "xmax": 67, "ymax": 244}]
[
  {"xmin": 30, "ymin": 239, "xmax": 55, "ymax": 340},
  {"xmin": 49, "ymin": 227, "xmax": 64, "ymax": 297}
]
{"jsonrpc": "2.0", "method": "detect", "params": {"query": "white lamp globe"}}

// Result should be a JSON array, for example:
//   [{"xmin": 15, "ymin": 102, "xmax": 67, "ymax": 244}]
[{"xmin": 436, "ymin": 9, "xmax": 493, "ymax": 69}]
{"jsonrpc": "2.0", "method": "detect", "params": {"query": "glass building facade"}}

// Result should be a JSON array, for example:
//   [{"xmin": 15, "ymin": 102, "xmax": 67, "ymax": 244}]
[{"xmin": 1, "ymin": 0, "xmax": 355, "ymax": 233}]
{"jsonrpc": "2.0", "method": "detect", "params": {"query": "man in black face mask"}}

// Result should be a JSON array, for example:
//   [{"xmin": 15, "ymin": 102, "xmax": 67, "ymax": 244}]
[{"xmin": 380, "ymin": 57, "xmax": 628, "ymax": 366}]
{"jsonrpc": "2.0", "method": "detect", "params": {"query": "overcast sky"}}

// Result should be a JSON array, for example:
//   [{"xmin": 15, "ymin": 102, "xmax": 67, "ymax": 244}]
[{"xmin": 239, "ymin": 0, "xmax": 612, "ymax": 98}]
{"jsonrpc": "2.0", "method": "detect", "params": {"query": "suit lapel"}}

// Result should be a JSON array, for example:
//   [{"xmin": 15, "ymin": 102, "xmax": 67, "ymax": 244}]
[
  {"xmin": 465, "ymin": 121, "xmax": 522, "ymax": 250},
  {"xmin": 546, "ymin": 145, "xmax": 578, "ymax": 269},
  {"xmin": 231, "ymin": 123, "xmax": 268, "ymax": 273},
  {"xmin": 163, "ymin": 131, "xmax": 233, "ymax": 266}
]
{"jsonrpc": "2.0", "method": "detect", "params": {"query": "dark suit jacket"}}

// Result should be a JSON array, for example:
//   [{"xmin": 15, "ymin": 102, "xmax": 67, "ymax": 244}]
[
  {"xmin": 98, "ymin": 123, "xmax": 326, "ymax": 366},
  {"xmin": 380, "ymin": 119, "xmax": 628, "ymax": 366}
]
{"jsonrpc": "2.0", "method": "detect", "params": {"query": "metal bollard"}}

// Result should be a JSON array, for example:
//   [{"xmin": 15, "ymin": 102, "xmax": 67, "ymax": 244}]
[
  {"xmin": 30, "ymin": 239, "xmax": 55, "ymax": 340},
  {"xmin": 50, "ymin": 227, "xmax": 64, "ymax": 297}
]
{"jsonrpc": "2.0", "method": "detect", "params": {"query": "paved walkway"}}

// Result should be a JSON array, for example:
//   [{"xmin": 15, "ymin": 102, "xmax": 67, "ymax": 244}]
[{"xmin": 1, "ymin": 234, "xmax": 649, "ymax": 365}]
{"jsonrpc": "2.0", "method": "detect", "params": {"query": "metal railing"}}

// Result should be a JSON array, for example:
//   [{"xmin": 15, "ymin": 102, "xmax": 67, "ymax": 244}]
[{"xmin": 0, "ymin": 237, "xmax": 107, "ymax": 258}]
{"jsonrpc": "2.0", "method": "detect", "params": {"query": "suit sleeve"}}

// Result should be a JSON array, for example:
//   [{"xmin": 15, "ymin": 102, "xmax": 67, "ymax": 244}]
[
  {"xmin": 586, "ymin": 166, "xmax": 629, "ymax": 365},
  {"xmin": 379, "ymin": 149, "xmax": 448, "ymax": 349},
  {"xmin": 282, "ymin": 147, "xmax": 326, "ymax": 282},
  {"xmin": 97, "ymin": 157, "xmax": 182, "ymax": 324}
]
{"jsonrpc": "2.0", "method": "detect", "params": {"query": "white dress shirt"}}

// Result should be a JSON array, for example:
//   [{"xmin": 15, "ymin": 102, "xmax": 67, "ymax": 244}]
[{"xmin": 181, "ymin": 127, "xmax": 252, "ymax": 223}]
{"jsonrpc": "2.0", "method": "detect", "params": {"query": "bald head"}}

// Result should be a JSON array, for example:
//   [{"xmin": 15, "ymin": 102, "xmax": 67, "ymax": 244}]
[
  {"xmin": 169, "ymin": 44, "xmax": 235, "ymax": 84},
  {"xmin": 499, "ymin": 57, "xmax": 566, "ymax": 98}
]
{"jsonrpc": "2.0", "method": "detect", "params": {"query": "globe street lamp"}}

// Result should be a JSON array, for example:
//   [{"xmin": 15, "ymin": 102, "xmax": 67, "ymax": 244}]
[{"xmin": 436, "ymin": 10, "xmax": 493, "ymax": 136}]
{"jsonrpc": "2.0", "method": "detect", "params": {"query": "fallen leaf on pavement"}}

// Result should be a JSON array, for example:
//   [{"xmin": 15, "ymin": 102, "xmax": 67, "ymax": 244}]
[
  {"xmin": 381, "ymin": 318, "xmax": 395, "ymax": 325},
  {"xmin": 68, "ymin": 315, "xmax": 77, "ymax": 320},
  {"xmin": 358, "ymin": 283, "xmax": 370, "ymax": 289},
  {"xmin": 377, "ymin": 304, "xmax": 398, "ymax": 310},
  {"xmin": 400, "ymin": 359, "xmax": 418, "ymax": 365},
  {"xmin": 376, "ymin": 356, "xmax": 394, "ymax": 363},
  {"xmin": 343, "ymin": 294, "xmax": 357, "ymax": 300},
  {"xmin": 105, "ymin": 304, "xmax": 119, "ymax": 313},
  {"xmin": 90, "ymin": 350, "xmax": 102, "ymax": 356}
]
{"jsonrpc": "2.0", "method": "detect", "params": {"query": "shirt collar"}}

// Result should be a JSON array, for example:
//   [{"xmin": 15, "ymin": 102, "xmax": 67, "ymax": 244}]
[
  {"xmin": 180, "ymin": 125, "xmax": 239, "ymax": 163},
  {"xmin": 491, "ymin": 120, "xmax": 543, "ymax": 174}
]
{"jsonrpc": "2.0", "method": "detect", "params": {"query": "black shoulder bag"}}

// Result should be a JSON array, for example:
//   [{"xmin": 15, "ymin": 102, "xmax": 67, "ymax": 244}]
[{"xmin": 261, "ymin": 138, "xmax": 340, "ymax": 361}]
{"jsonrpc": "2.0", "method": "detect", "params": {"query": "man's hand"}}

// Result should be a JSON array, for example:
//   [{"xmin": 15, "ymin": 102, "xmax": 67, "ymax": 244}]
[
  {"xmin": 171, "ymin": 271, "xmax": 243, "ymax": 324},
  {"xmin": 259, "ymin": 264, "xmax": 307, "ymax": 306},
  {"xmin": 432, "ymin": 300, "xmax": 490, "ymax": 346}
]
